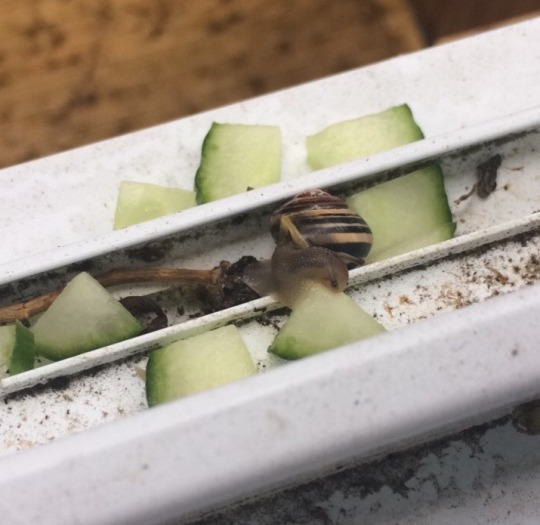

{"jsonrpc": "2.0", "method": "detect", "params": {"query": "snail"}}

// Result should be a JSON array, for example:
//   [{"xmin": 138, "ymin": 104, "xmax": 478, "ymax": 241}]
[
  {"xmin": 270, "ymin": 189, "xmax": 373, "ymax": 267},
  {"xmin": 244, "ymin": 189, "xmax": 373, "ymax": 307}
]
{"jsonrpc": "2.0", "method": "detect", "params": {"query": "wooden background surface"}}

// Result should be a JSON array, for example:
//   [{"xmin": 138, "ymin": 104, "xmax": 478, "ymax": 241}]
[{"xmin": 0, "ymin": 0, "xmax": 537, "ymax": 169}]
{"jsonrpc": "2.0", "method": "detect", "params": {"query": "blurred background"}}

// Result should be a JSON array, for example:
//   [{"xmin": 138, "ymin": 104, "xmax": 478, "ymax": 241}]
[{"xmin": 0, "ymin": 0, "xmax": 538, "ymax": 169}]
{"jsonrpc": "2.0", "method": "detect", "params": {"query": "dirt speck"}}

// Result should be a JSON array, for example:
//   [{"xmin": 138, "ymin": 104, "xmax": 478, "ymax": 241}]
[
  {"xmin": 383, "ymin": 303, "xmax": 394, "ymax": 318},
  {"xmin": 398, "ymin": 295, "xmax": 414, "ymax": 305}
]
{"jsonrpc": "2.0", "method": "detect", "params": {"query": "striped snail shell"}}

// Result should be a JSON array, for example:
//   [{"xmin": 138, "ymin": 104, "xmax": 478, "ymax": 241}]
[{"xmin": 270, "ymin": 189, "xmax": 373, "ymax": 266}]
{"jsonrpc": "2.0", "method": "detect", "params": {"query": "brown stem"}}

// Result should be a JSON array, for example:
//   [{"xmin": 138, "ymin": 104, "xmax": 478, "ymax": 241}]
[
  {"xmin": 0, "ymin": 266, "xmax": 224, "ymax": 324},
  {"xmin": 96, "ymin": 267, "xmax": 223, "ymax": 287}
]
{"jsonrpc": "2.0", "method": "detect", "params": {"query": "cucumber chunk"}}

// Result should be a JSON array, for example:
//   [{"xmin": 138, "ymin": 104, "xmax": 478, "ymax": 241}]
[
  {"xmin": 347, "ymin": 166, "xmax": 456, "ymax": 262},
  {"xmin": 113, "ymin": 181, "xmax": 195, "ymax": 229},
  {"xmin": 269, "ymin": 283, "xmax": 386, "ymax": 360},
  {"xmin": 369, "ymin": 222, "xmax": 456, "ymax": 262},
  {"xmin": 195, "ymin": 122, "xmax": 281, "ymax": 203},
  {"xmin": 32, "ymin": 272, "xmax": 143, "ymax": 361},
  {"xmin": 146, "ymin": 324, "xmax": 256, "ymax": 406},
  {"xmin": 306, "ymin": 104, "xmax": 423, "ymax": 170},
  {"xmin": 0, "ymin": 321, "xmax": 35, "ymax": 376}
]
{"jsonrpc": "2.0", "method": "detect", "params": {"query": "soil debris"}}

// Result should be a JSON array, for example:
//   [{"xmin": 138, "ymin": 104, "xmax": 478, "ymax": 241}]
[{"xmin": 454, "ymin": 153, "xmax": 503, "ymax": 204}]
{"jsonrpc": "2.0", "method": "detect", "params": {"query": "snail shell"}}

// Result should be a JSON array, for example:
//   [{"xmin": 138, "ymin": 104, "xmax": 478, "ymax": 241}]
[{"xmin": 270, "ymin": 189, "xmax": 373, "ymax": 266}]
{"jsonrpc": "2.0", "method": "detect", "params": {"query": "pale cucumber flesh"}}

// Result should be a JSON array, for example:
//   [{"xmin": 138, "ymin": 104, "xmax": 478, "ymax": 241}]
[
  {"xmin": 0, "ymin": 326, "xmax": 13, "ymax": 375},
  {"xmin": 366, "ymin": 221, "xmax": 456, "ymax": 262},
  {"xmin": 32, "ymin": 272, "xmax": 143, "ymax": 361},
  {"xmin": 347, "ymin": 166, "xmax": 456, "ymax": 262},
  {"xmin": 306, "ymin": 104, "xmax": 423, "ymax": 170},
  {"xmin": 113, "ymin": 181, "xmax": 195, "ymax": 229},
  {"xmin": 146, "ymin": 324, "xmax": 257, "ymax": 406},
  {"xmin": 269, "ymin": 283, "xmax": 386, "ymax": 360},
  {"xmin": 195, "ymin": 123, "xmax": 281, "ymax": 204}
]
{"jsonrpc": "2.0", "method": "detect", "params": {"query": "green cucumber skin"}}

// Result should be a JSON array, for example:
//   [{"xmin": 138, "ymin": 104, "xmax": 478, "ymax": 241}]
[
  {"xmin": 146, "ymin": 325, "xmax": 257, "ymax": 406},
  {"xmin": 0, "ymin": 321, "xmax": 35, "ymax": 376},
  {"xmin": 145, "ymin": 353, "xmax": 162, "ymax": 407},
  {"xmin": 194, "ymin": 122, "xmax": 281, "ymax": 204},
  {"xmin": 9, "ymin": 322, "xmax": 35, "ymax": 375},
  {"xmin": 306, "ymin": 104, "xmax": 424, "ymax": 170}
]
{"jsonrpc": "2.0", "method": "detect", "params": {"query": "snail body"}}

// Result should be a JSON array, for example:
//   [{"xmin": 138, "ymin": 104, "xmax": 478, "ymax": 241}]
[
  {"xmin": 270, "ymin": 243, "xmax": 349, "ymax": 307},
  {"xmin": 270, "ymin": 189, "xmax": 373, "ymax": 267}
]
